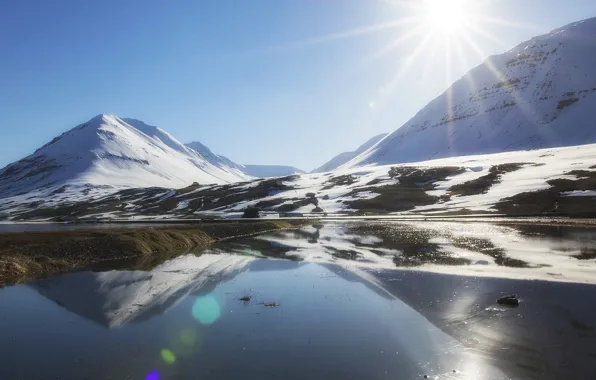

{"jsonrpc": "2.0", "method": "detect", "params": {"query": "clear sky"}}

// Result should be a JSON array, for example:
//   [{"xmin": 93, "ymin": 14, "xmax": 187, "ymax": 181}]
[{"xmin": 1, "ymin": 0, "xmax": 596, "ymax": 171}]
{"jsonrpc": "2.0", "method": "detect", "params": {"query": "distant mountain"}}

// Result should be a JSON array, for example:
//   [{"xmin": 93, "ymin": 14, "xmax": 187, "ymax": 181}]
[
  {"xmin": 345, "ymin": 18, "xmax": 596, "ymax": 168},
  {"xmin": 242, "ymin": 165, "xmax": 305, "ymax": 178},
  {"xmin": 185, "ymin": 141, "xmax": 248, "ymax": 179},
  {"xmin": 184, "ymin": 142, "xmax": 305, "ymax": 178},
  {"xmin": 312, "ymin": 134, "xmax": 387, "ymax": 173},
  {"xmin": 0, "ymin": 114, "xmax": 250, "ymax": 198}
]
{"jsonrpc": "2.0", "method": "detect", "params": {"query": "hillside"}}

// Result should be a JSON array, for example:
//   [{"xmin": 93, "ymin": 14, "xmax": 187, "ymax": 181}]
[
  {"xmin": 345, "ymin": 18, "xmax": 596, "ymax": 168},
  {"xmin": 185, "ymin": 141, "xmax": 249, "ymax": 179}
]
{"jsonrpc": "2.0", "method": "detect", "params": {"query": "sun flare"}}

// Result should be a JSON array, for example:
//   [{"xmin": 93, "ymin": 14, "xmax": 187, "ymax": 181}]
[
  {"xmin": 265, "ymin": 0, "xmax": 536, "ymax": 110},
  {"xmin": 423, "ymin": 0, "xmax": 471, "ymax": 35}
]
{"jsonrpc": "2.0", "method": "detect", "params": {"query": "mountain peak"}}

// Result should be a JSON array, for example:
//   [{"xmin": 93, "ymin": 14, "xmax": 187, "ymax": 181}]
[
  {"xmin": 86, "ymin": 113, "xmax": 119, "ymax": 125},
  {"xmin": 0, "ymin": 115, "xmax": 251, "ymax": 197}
]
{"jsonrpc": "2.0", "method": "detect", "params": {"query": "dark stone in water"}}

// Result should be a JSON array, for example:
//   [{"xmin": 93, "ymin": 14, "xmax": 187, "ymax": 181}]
[
  {"xmin": 239, "ymin": 296, "xmax": 251, "ymax": 302},
  {"xmin": 497, "ymin": 294, "xmax": 520, "ymax": 306}
]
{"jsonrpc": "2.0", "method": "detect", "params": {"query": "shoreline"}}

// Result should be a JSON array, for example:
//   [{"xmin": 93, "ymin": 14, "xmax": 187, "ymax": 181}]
[
  {"xmin": 0, "ymin": 220, "xmax": 308, "ymax": 287},
  {"xmin": 3, "ymin": 214, "xmax": 596, "ymax": 230}
]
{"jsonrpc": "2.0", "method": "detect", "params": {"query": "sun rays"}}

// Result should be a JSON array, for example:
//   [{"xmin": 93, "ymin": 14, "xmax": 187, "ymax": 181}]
[{"xmin": 259, "ymin": 0, "xmax": 544, "ymax": 115}]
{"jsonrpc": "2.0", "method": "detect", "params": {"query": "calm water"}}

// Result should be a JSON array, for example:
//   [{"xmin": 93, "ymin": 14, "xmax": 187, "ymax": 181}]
[{"xmin": 1, "ymin": 221, "xmax": 596, "ymax": 380}]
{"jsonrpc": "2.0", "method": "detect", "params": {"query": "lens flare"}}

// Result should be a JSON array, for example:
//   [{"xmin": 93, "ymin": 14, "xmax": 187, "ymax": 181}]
[
  {"xmin": 192, "ymin": 296, "xmax": 221, "ymax": 325},
  {"xmin": 145, "ymin": 370, "xmax": 159, "ymax": 380},
  {"xmin": 160, "ymin": 349, "xmax": 176, "ymax": 364},
  {"xmin": 168, "ymin": 326, "xmax": 201, "ymax": 357},
  {"xmin": 180, "ymin": 327, "xmax": 198, "ymax": 346}
]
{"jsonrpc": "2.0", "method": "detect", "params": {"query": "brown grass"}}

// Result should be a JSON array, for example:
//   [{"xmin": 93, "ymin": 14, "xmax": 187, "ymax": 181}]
[
  {"xmin": 347, "ymin": 166, "xmax": 465, "ymax": 213},
  {"xmin": 0, "ymin": 220, "xmax": 307, "ymax": 286},
  {"xmin": 495, "ymin": 169, "xmax": 596, "ymax": 216},
  {"xmin": 448, "ymin": 163, "xmax": 526, "ymax": 197}
]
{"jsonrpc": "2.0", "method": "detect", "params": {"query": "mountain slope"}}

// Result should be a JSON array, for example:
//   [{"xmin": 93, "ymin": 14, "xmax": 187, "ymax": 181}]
[
  {"xmin": 0, "ymin": 114, "xmax": 248, "ymax": 197},
  {"xmin": 345, "ymin": 18, "xmax": 596, "ymax": 168},
  {"xmin": 312, "ymin": 133, "xmax": 387, "ymax": 173},
  {"xmin": 184, "ymin": 140, "xmax": 250, "ymax": 179}
]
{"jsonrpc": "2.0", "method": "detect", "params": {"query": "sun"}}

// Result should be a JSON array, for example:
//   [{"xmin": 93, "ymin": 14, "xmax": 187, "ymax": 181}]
[
  {"xmin": 423, "ymin": 0, "xmax": 471, "ymax": 35},
  {"xmin": 263, "ymin": 0, "xmax": 526, "ymax": 108}
]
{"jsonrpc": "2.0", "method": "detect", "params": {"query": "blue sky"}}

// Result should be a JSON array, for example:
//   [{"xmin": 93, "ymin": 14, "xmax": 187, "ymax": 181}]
[{"xmin": 1, "ymin": 0, "xmax": 596, "ymax": 171}]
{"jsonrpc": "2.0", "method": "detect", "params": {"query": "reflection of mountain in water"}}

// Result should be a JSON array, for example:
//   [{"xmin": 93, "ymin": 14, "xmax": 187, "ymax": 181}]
[
  {"xmin": 205, "ymin": 222, "xmax": 596, "ymax": 379},
  {"xmin": 30, "ymin": 254, "xmax": 253, "ymax": 328},
  {"xmin": 23, "ymin": 222, "xmax": 596, "ymax": 380},
  {"xmin": 242, "ymin": 222, "xmax": 596, "ymax": 284},
  {"xmin": 312, "ymin": 251, "xmax": 596, "ymax": 380}
]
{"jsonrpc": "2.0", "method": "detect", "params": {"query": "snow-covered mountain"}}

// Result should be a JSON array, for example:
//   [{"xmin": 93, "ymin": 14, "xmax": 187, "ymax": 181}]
[
  {"xmin": 242, "ymin": 164, "xmax": 305, "ymax": 178},
  {"xmin": 0, "ymin": 114, "xmax": 250, "ymax": 197},
  {"xmin": 345, "ymin": 18, "xmax": 596, "ymax": 168},
  {"xmin": 312, "ymin": 134, "xmax": 387, "ymax": 173},
  {"xmin": 185, "ymin": 142, "xmax": 305, "ymax": 178},
  {"xmin": 185, "ymin": 141, "xmax": 249, "ymax": 179}
]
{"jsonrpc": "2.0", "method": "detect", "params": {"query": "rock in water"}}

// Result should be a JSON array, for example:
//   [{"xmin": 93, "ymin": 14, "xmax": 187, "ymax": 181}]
[{"xmin": 497, "ymin": 295, "xmax": 520, "ymax": 306}]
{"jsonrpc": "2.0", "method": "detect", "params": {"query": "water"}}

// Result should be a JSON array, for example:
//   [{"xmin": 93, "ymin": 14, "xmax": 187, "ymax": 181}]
[{"xmin": 1, "ymin": 221, "xmax": 596, "ymax": 380}]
